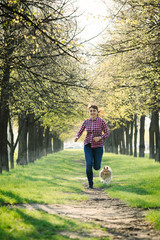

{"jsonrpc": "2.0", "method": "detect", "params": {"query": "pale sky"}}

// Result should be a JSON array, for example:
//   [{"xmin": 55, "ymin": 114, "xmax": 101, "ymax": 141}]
[{"xmin": 75, "ymin": 0, "xmax": 115, "ymax": 45}]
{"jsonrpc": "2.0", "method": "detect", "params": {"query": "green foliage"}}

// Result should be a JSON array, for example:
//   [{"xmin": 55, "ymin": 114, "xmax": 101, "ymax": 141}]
[
  {"xmin": 1, "ymin": 0, "xmax": 89, "ymax": 137},
  {"xmin": 90, "ymin": 0, "xmax": 160, "ymax": 126}
]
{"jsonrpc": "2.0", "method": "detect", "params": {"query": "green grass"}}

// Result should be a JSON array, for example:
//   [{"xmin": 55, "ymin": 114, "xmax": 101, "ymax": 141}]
[
  {"xmin": 0, "ymin": 150, "xmax": 87, "ymax": 205},
  {"xmin": 0, "ymin": 207, "xmax": 108, "ymax": 240},
  {"xmin": 97, "ymin": 153, "xmax": 160, "ymax": 209},
  {"xmin": 95, "ymin": 152, "xmax": 160, "ymax": 231},
  {"xmin": 0, "ymin": 150, "xmax": 109, "ymax": 240},
  {"xmin": 0, "ymin": 149, "xmax": 160, "ymax": 238},
  {"xmin": 146, "ymin": 210, "xmax": 160, "ymax": 231}
]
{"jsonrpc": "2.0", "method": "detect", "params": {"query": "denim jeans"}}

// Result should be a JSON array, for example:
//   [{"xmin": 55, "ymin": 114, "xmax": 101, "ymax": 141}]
[{"xmin": 84, "ymin": 143, "xmax": 103, "ymax": 187}]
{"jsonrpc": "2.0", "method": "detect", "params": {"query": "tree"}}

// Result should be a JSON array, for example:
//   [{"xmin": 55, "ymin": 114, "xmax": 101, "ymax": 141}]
[
  {"xmin": 89, "ymin": 0, "xmax": 159, "ymax": 160},
  {"xmin": 0, "ymin": 0, "xmax": 88, "ymax": 172}
]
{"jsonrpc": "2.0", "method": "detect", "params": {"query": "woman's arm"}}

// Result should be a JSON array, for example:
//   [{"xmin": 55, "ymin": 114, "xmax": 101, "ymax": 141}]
[
  {"xmin": 74, "ymin": 121, "xmax": 86, "ymax": 142},
  {"xmin": 101, "ymin": 120, "xmax": 109, "ymax": 140}
]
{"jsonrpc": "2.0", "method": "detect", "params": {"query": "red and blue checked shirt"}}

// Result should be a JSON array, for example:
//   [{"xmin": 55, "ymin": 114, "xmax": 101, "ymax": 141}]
[{"xmin": 76, "ymin": 117, "xmax": 109, "ymax": 148}]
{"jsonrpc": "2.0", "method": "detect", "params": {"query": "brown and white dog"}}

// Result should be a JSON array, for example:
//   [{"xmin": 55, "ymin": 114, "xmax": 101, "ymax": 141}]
[{"xmin": 99, "ymin": 166, "xmax": 112, "ymax": 184}]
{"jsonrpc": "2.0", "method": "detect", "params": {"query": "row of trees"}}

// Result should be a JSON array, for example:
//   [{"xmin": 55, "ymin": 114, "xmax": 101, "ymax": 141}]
[
  {"xmin": 0, "ymin": 0, "xmax": 88, "ymax": 173},
  {"xmin": 90, "ymin": 0, "xmax": 159, "ymax": 161},
  {"xmin": 8, "ymin": 113, "xmax": 64, "ymax": 170},
  {"xmin": 104, "ymin": 113, "xmax": 159, "ymax": 160},
  {"xmin": 1, "ymin": 0, "xmax": 159, "ymax": 175}
]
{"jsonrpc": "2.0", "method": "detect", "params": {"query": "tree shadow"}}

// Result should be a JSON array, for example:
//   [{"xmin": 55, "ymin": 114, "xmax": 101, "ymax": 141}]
[
  {"xmin": 0, "ymin": 180, "xmax": 84, "ymax": 206},
  {"xmin": 0, "ymin": 207, "xmax": 102, "ymax": 240},
  {"xmin": 0, "ymin": 190, "xmax": 40, "ymax": 206},
  {"xmin": 108, "ymin": 184, "xmax": 150, "ymax": 195}
]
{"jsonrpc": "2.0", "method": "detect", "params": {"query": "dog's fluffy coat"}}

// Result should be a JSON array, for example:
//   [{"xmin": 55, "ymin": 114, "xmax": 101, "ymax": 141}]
[{"xmin": 99, "ymin": 166, "xmax": 112, "ymax": 184}]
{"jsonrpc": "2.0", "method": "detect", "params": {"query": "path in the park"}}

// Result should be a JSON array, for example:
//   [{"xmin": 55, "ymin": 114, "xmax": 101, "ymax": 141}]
[{"xmin": 13, "ymin": 188, "xmax": 160, "ymax": 240}]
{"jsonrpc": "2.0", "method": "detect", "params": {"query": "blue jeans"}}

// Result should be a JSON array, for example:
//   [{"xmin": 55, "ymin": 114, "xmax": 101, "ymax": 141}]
[{"xmin": 84, "ymin": 143, "xmax": 103, "ymax": 187}]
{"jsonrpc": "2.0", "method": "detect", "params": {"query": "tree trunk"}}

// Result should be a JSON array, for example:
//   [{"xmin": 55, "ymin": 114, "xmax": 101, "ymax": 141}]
[
  {"xmin": 61, "ymin": 141, "xmax": 64, "ymax": 151},
  {"xmin": 149, "ymin": 112, "xmax": 155, "ymax": 159},
  {"xmin": 45, "ymin": 127, "xmax": 53, "ymax": 154},
  {"xmin": 116, "ymin": 128, "xmax": 121, "ymax": 154},
  {"xmin": 119, "ymin": 141, "xmax": 122, "ymax": 154},
  {"xmin": 8, "ymin": 116, "xmax": 14, "ymax": 169},
  {"xmin": 45, "ymin": 127, "xmax": 49, "ymax": 155},
  {"xmin": 17, "ymin": 113, "xmax": 28, "ymax": 165},
  {"xmin": 115, "ymin": 130, "xmax": 118, "ymax": 154},
  {"xmin": 104, "ymin": 136, "xmax": 112, "ymax": 152},
  {"xmin": 129, "ymin": 120, "xmax": 133, "ymax": 155},
  {"xmin": 53, "ymin": 133, "xmax": 58, "ymax": 152},
  {"xmin": 39, "ymin": 125, "xmax": 46, "ymax": 158},
  {"xmin": 48, "ymin": 133, "xmax": 53, "ymax": 153},
  {"xmin": 35, "ymin": 122, "xmax": 40, "ymax": 160},
  {"xmin": 0, "ymin": 23, "xmax": 15, "ymax": 173},
  {"xmin": 134, "ymin": 114, "xmax": 137, "ymax": 157},
  {"xmin": 154, "ymin": 110, "xmax": 160, "ymax": 162},
  {"xmin": 111, "ymin": 130, "xmax": 116, "ymax": 154},
  {"xmin": 53, "ymin": 133, "xmax": 63, "ymax": 152},
  {"xmin": 125, "ymin": 121, "xmax": 129, "ymax": 155},
  {"xmin": 28, "ymin": 113, "xmax": 36, "ymax": 163},
  {"xmin": 139, "ymin": 115, "xmax": 145, "ymax": 157},
  {"xmin": 122, "ymin": 125, "xmax": 125, "ymax": 154},
  {"xmin": 0, "ymin": 62, "xmax": 10, "ymax": 172}
]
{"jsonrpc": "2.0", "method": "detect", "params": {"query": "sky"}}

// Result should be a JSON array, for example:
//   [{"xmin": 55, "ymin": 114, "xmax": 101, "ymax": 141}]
[{"xmin": 75, "ymin": 0, "xmax": 115, "ymax": 46}]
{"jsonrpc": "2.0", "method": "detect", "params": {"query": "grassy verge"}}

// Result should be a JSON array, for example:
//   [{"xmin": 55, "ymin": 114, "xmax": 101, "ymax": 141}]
[
  {"xmin": 0, "ymin": 150, "xmax": 87, "ymax": 205},
  {"xmin": 0, "ymin": 149, "xmax": 160, "ymax": 238},
  {"xmin": 95, "ymin": 152, "xmax": 160, "ymax": 231},
  {"xmin": 0, "ymin": 150, "xmax": 108, "ymax": 240},
  {"xmin": 0, "ymin": 207, "xmax": 108, "ymax": 240}
]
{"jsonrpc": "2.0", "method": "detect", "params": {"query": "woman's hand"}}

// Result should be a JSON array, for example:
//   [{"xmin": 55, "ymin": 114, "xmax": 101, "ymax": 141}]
[
  {"xmin": 74, "ymin": 137, "xmax": 79, "ymax": 142},
  {"xmin": 93, "ymin": 136, "xmax": 102, "ymax": 142}
]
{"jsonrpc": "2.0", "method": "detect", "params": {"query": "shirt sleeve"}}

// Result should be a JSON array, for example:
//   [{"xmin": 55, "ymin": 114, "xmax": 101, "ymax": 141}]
[
  {"xmin": 76, "ymin": 121, "xmax": 86, "ymax": 139},
  {"xmin": 101, "ymin": 120, "xmax": 109, "ymax": 140}
]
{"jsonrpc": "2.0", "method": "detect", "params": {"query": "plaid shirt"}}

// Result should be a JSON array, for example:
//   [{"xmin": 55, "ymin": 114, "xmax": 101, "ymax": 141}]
[{"xmin": 76, "ymin": 117, "xmax": 109, "ymax": 148}]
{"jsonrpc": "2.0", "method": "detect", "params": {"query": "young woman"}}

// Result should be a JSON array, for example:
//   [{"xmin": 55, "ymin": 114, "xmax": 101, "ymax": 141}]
[{"xmin": 74, "ymin": 104, "xmax": 109, "ymax": 189}]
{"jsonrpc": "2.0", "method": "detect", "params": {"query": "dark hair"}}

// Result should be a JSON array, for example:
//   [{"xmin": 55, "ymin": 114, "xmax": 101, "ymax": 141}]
[
  {"xmin": 88, "ymin": 104, "xmax": 98, "ymax": 111},
  {"xmin": 88, "ymin": 104, "xmax": 104, "ymax": 117}
]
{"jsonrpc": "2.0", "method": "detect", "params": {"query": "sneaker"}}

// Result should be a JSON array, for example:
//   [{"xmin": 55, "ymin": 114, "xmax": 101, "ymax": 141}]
[{"xmin": 86, "ymin": 185, "xmax": 93, "ymax": 189}]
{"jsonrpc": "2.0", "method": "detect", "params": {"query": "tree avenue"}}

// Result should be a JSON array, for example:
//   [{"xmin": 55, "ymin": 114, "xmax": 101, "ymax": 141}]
[
  {"xmin": 0, "ymin": 0, "xmax": 88, "ymax": 173},
  {"xmin": 0, "ymin": 0, "xmax": 159, "ymax": 174},
  {"xmin": 90, "ymin": 0, "xmax": 159, "ymax": 161}
]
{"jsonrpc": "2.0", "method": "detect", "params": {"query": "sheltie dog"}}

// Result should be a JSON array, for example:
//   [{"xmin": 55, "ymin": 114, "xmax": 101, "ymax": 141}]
[{"xmin": 99, "ymin": 166, "xmax": 112, "ymax": 184}]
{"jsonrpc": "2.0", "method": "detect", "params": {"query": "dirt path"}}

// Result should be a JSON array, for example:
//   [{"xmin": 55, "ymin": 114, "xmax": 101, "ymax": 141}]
[{"xmin": 14, "ymin": 188, "xmax": 160, "ymax": 240}]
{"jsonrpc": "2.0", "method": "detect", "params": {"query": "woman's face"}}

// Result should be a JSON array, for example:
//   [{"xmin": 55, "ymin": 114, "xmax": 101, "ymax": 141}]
[{"xmin": 89, "ymin": 107, "xmax": 98, "ymax": 119}]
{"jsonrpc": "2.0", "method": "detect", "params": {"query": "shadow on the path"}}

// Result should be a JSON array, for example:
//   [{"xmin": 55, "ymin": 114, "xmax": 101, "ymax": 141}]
[{"xmin": 0, "ymin": 206, "xmax": 110, "ymax": 240}]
